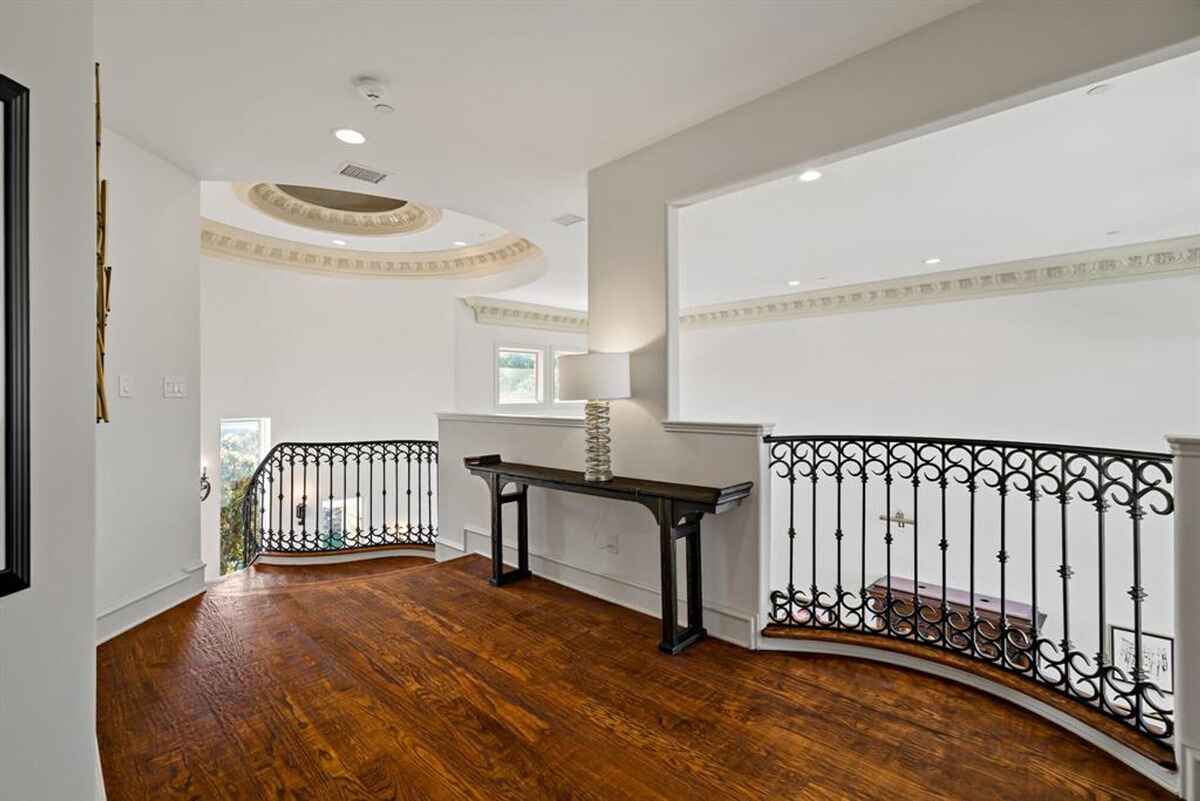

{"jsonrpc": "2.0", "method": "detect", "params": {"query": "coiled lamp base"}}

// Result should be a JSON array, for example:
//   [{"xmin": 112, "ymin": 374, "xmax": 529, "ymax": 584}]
[{"xmin": 583, "ymin": 400, "xmax": 613, "ymax": 482}]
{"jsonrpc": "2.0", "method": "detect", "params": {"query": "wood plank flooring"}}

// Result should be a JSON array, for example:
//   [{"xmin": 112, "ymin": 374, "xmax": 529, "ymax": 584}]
[{"xmin": 97, "ymin": 555, "xmax": 1174, "ymax": 801}]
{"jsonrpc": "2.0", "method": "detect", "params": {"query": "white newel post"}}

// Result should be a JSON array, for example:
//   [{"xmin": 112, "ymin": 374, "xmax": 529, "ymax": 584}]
[{"xmin": 1169, "ymin": 435, "xmax": 1200, "ymax": 800}]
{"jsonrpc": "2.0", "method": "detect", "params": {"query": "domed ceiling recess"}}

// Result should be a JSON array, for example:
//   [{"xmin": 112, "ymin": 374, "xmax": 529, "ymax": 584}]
[{"xmin": 200, "ymin": 181, "xmax": 542, "ymax": 278}]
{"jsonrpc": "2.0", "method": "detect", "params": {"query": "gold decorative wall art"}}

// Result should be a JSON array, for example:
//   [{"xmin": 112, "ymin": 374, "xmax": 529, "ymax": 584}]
[{"xmin": 95, "ymin": 62, "xmax": 112, "ymax": 424}]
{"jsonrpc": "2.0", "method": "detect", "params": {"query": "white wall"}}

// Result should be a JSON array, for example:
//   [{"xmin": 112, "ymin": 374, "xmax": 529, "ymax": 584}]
[
  {"xmin": 0, "ymin": 3, "xmax": 99, "ymax": 800},
  {"xmin": 681, "ymin": 277, "xmax": 1199, "ymax": 449},
  {"xmin": 94, "ymin": 128, "xmax": 202, "ymax": 641},
  {"xmin": 452, "ymin": 300, "xmax": 587, "ymax": 415}
]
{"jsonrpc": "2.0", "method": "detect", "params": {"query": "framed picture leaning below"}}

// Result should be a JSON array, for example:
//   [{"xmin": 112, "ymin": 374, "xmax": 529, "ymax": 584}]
[{"xmin": 1109, "ymin": 623, "xmax": 1174, "ymax": 695}]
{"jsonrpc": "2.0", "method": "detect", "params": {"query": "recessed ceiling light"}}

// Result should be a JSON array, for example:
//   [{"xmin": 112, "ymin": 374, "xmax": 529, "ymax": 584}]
[
  {"xmin": 331, "ymin": 239, "xmax": 347, "ymax": 246},
  {"xmin": 797, "ymin": 169, "xmax": 822, "ymax": 183},
  {"xmin": 453, "ymin": 241, "xmax": 467, "ymax": 247},
  {"xmin": 1086, "ymin": 83, "xmax": 1114, "ymax": 96},
  {"xmin": 924, "ymin": 257, "xmax": 942, "ymax": 265},
  {"xmin": 788, "ymin": 280, "xmax": 801, "ymax": 287},
  {"xmin": 333, "ymin": 128, "xmax": 367, "ymax": 145}
]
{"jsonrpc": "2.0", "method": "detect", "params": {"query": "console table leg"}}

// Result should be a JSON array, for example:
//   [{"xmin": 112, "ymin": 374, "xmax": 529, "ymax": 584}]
[
  {"xmin": 517, "ymin": 484, "xmax": 529, "ymax": 575},
  {"xmin": 658, "ymin": 499, "xmax": 679, "ymax": 652},
  {"xmin": 489, "ymin": 474, "xmax": 504, "ymax": 586},
  {"xmin": 686, "ymin": 521, "xmax": 703, "ymax": 632},
  {"xmin": 489, "ymin": 475, "xmax": 532, "ymax": 587}
]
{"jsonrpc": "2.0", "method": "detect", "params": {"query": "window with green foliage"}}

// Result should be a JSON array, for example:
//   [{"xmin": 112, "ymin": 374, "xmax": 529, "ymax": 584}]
[
  {"xmin": 218, "ymin": 418, "xmax": 269, "ymax": 574},
  {"xmin": 496, "ymin": 348, "xmax": 541, "ymax": 405}
]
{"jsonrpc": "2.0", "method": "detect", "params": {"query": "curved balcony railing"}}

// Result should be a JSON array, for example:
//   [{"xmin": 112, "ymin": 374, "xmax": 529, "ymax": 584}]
[
  {"xmin": 240, "ymin": 440, "xmax": 438, "ymax": 566},
  {"xmin": 763, "ymin": 434, "xmax": 1174, "ymax": 755}
]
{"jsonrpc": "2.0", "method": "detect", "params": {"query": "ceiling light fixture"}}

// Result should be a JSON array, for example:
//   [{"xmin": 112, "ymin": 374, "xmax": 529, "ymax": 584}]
[
  {"xmin": 797, "ymin": 169, "xmax": 822, "ymax": 183},
  {"xmin": 332, "ymin": 239, "xmax": 347, "ymax": 246},
  {"xmin": 453, "ymin": 241, "xmax": 467, "ymax": 247},
  {"xmin": 788, "ymin": 280, "xmax": 801, "ymax": 287},
  {"xmin": 924, "ymin": 257, "xmax": 942, "ymax": 265},
  {"xmin": 333, "ymin": 128, "xmax": 367, "ymax": 145}
]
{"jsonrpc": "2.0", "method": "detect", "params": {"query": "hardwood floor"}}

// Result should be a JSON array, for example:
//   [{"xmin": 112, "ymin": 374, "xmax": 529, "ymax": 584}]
[{"xmin": 97, "ymin": 555, "xmax": 1173, "ymax": 801}]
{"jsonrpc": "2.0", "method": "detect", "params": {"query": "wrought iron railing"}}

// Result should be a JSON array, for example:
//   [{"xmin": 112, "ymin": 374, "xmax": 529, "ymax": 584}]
[
  {"xmin": 240, "ymin": 440, "xmax": 438, "ymax": 565},
  {"xmin": 764, "ymin": 434, "xmax": 1174, "ymax": 745}
]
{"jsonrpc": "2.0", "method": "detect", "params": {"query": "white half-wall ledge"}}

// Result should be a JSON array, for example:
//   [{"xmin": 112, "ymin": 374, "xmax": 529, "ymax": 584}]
[
  {"xmin": 439, "ymin": 412, "xmax": 775, "ymax": 439},
  {"xmin": 437, "ymin": 412, "xmax": 585, "ymax": 428},
  {"xmin": 96, "ymin": 560, "xmax": 206, "ymax": 644},
  {"xmin": 662, "ymin": 420, "xmax": 775, "ymax": 437}
]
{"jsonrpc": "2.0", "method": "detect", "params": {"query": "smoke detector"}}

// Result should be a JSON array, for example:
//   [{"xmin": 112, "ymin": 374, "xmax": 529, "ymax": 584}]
[{"xmin": 354, "ymin": 76, "xmax": 394, "ymax": 114}]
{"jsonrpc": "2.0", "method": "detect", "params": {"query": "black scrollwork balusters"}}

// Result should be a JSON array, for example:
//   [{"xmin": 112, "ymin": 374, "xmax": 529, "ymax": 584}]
[
  {"xmin": 764, "ymin": 434, "xmax": 1174, "ymax": 747},
  {"xmin": 239, "ymin": 440, "xmax": 439, "ymax": 567}
]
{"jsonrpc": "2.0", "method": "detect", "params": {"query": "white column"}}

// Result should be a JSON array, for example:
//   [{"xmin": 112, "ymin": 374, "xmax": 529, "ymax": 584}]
[{"xmin": 1168, "ymin": 435, "xmax": 1200, "ymax": 799}]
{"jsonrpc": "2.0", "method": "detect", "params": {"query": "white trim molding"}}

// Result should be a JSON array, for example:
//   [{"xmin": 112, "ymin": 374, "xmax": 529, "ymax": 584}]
[
  {"xmin": 445, "ymin": 527, "xmax": 758, "ymax": 648},
  {"xmin": 463, "ymin": 296, "xmax": 588, "ymax": 333},
  {"xmin": 257, "ymin": 547, "xmax": 435, "ymax": 566},
  {"xmin": 662, "ymin": 420, "xmax": 776, "ymax": 437},
  {"xmin": 437, "ymin": 411, "xmax": 584, "ymax": 428},
  {"xmin": 96, "ymin": 561, "xmax": 206, "ymax": 644},
  {"xmin": 680, "ymin": 235, "xmax": 1200, "ymax": 327},
  {"xmin": 200, "ymin": 218, "xmax": 543, "ymax": 279}
]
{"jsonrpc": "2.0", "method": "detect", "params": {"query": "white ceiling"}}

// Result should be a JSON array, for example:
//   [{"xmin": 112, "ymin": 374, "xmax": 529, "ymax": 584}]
[
  {"xmin": 201, "ymin": 182, "xmax": 509, "ymax": 253},
  {"xmin": 95, "ymin": 0, "xmax": 975, "ymax": 310},
  {"xmin": 680, "ymin": 48, "xmax": 1200, "ymax": 308}
]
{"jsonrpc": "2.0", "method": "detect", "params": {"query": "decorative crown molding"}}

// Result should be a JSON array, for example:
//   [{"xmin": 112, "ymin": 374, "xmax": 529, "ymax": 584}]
[
  {"xmin": 234, "ymin": 182, "xmax": 441, "ymax": 237},
  {"xmin": 679, "ymin": 235, "xmax": 1200, "ymax": 328},
  {"xmin": 463, "ymin": 296, "xmax": 588, "ymax": 333},
  {"xmin": 200, "ymin": 219, "xmax": 543, "ymax": 279}
]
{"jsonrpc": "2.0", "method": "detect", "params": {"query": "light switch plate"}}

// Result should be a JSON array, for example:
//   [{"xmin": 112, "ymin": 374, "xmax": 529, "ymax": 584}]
[
  {"xmin": 162, "ymin": 376, "xmax": 187, "ymax": 399},
  {"xmin": 118, "ymin": 375, "xmax": 132, "ymax": 398}
]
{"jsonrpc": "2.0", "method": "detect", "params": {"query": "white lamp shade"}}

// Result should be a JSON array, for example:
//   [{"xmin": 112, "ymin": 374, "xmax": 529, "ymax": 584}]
[{"xmin": 557, "ymin": 352, "xmax": 631, "ymax": 401}]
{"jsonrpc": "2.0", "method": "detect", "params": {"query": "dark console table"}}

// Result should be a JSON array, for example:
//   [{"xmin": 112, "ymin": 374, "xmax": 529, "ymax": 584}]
[{"xmin": 464, "ymin": 455, "xmax": 753, "ymax": 654}]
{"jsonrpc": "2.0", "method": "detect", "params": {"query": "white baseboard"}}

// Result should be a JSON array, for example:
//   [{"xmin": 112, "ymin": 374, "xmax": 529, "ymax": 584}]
[
  {"xmin": 96, "ymin": 561, "xmax": 207, "ymax": 644},
  {"xmin": 759, "ymin": 637, "xmax": 1181, "ymax": 797},
  {"xmin": 256, "ymin": 547, "xmax": 435, "ymax": 566},
  {"xmin": 1183, "ymin": 743, "xmax": 1199, "ymax": 801},
  {"xmin": 445, "ymin": 527, "xmax": 758, "ymax": 648},
  {"xmin": 95, "ymin": 734, "xmax": 107, "ymax": 801}
]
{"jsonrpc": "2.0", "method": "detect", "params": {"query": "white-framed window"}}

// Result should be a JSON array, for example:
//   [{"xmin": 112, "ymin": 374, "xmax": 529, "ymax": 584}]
[
  {"xmin": 492, "ymin": 343, "xmax": 586, "ymax": 413},
  {"xmin": 495, "ymin": 346, "xmax": 544, "ymax": 407},
  {"xmin": 552, "ymin": 348, "xmax": 586, "ymax": 405}
]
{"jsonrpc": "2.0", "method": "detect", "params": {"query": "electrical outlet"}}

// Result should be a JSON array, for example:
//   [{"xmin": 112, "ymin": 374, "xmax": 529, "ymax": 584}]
[
  {"xmin": 162, "ymin": 376, "xmax": 187, "ymax": 399},
  {"xmin": 595, "ymin": 529, "xmax": 619, "ymax": 553},
  {"xmin": 118, "ymin": 375, "xmax": 132, "ymax": 398}
]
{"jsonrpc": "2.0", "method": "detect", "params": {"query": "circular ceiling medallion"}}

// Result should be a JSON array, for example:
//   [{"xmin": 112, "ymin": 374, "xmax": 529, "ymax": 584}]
[{"xmin": 234, "ymin": 182, "xmax": 441, "ymax": 236}]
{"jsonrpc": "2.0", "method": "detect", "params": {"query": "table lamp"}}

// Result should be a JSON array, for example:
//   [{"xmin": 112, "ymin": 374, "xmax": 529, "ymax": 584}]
[{"xmin": 557, "ymin": 352, "xmax": 631, "ymax": 482}]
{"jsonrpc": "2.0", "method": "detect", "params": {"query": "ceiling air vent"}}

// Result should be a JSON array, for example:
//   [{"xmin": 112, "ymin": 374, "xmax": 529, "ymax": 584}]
[
  {"xmin": 337, "ymin": 161, "xmax": 389, "ymax": 185},
  {"xmin": 552, "ymin": 213, "xmax": 585, "ymax": 227}
]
